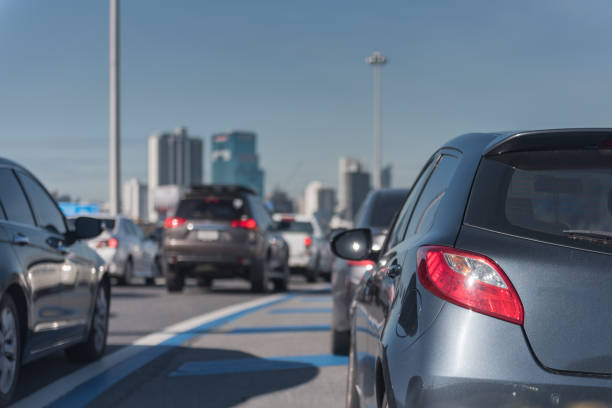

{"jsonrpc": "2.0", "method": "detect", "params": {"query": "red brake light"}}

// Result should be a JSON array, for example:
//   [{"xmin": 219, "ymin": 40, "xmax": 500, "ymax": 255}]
[
  {"xmin": 108, "ymin": 238, "xmax": 118, "ymax": 248},
  {"xmin": 417, "ymin": 246, "xmax": 524, "ymax": 325},
  {"xmin": 347, "ymin": 259, "xmax": 375, "ymax": 268},
  {"xmin": 164, "ymin": 217, "xmax": 187, "ymax": 229},
  {"xmin": 304, "ymin": 236, "xmax": 312, "ymax": 247},
  {"xmin": 231, "ymin": 218, "xmax": 257, "ymax": 229}
]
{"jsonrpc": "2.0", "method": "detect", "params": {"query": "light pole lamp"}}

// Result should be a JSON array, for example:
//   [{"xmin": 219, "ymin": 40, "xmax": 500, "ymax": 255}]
[{"xmin": 366, "ymin": 51, "xmax": 387, "ymax": 190}]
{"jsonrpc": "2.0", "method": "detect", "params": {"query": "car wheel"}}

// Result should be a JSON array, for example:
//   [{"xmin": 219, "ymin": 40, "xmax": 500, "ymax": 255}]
[
  {"xmin": 196, "ymin": 277, "xmax": 212, "ymax": 288},
  {"xmin": 345, "ymin": 327, "xmax": 359, "ymax": 408},
  {"xmin": 250, "ymin": 258, "xmax": 269, "ymax": 293},
  {"xmin": 0, "ymin": 294, "xmax": 21, "ymax": 407},
  {"xmin": 65, "ymin": 282, "xmax": 109, "ymax": 362},
  {"xmin": 306, "ymin": 257, "xmax": 319, "ymax": 283},
  {"xmin": 332, "ymin": 329, "xmax": 350, "ymax": 355},
  {"xmin": 165, "ymin": 267, "xmax": 185, "ymax": 293},
  {"xmin": 117, "ymin": 259, "xmax": 133, "ymax": 286}
]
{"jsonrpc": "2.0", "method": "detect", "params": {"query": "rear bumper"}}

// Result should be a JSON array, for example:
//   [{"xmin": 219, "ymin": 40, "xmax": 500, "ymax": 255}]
[
  {"xmin": 163, "ymin": 248, "xmax": 256, "ymax": 279},
  {"xmin": 385, "ymin": 302, "xmax": 612, "ymax": 408}
]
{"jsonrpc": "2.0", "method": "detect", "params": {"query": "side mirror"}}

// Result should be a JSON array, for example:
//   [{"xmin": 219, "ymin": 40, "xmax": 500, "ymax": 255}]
[
  {"xmin": 327, "ymin": 228, "xmax": 347, "ymax": 241},
  {"xmin": 73, "ymin": 217, "xmax": 103, "ymax": 240},
  {"xmin": 331, "ymin": 228, "xmax": 372, "ymax": 261}
]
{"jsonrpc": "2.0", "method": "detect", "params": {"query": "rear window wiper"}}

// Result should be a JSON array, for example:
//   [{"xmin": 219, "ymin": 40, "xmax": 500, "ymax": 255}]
[{"xmin": 563, "ymin": 229, "xmax": 612, "ymax": 245}]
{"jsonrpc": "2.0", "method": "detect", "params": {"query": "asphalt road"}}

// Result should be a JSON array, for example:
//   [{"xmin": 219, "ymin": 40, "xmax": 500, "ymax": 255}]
[{"xmin": 13, "ymin": 277, "xmax": 346, "ymax": 407}]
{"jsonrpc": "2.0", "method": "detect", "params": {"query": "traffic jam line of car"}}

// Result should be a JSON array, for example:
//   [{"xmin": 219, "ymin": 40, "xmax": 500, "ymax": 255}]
[{"xmin": 14, "ymin": 285, "xmax": 343, "ymax": 407}]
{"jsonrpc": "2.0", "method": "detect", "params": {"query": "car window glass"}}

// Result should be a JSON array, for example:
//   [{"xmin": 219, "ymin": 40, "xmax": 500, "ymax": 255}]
[
  {"xmin": 17, "ymin": 172, "xmax": 66, "ymax": 234},
  {"xmin": 0, "ymin": 168, "xmax": 35, "ymax": 226},
  {"xmin": 249, "ymin": 196, "xmax": 270, "ymax": 230},
  {"xmin": 406, "ymin": 154, "xmax": 459, "ymax": 237},
  {"xmin": 133, "ymin": 223, "xmax": 144, "ymax": 239},
  {"xmin": 386, "ymin": 157, "xmax": 437, "ymax": 248}
]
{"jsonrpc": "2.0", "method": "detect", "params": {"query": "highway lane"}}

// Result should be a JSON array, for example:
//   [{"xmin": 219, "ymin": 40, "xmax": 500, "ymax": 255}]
[{"xmin": 13, "ymin": 277, "xmax": 346, "ymax": 407}]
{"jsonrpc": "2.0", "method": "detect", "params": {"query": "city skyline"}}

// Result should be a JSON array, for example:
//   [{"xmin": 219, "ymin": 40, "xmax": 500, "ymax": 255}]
[{"xmin": 3, "ymin": 1, "xmax": 612, "ymax": 202}]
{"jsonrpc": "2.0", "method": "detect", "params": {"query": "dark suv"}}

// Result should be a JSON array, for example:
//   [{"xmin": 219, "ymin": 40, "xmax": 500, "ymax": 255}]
[
  {"xmin": 162, "ymin": 185, "xmax": 289, "ymax": 293},
  {"xmin": 0, "ymin": 158, "xmax": 108, "ymax": 406}
]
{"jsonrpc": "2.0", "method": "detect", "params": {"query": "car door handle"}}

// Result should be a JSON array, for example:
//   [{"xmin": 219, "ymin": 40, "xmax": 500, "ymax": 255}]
[
  {"xmin": 13, "ymin": 233, "xmax": 29, "ymax": 246},
  {"xmin": 387, "ymin": 263, "xmax": 402, "ymax": 278}
]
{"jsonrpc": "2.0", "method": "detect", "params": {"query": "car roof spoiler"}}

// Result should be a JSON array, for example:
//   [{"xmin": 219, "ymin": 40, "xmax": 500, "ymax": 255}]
[
  {"xmin": 484, "ymin": 129, "xmax": 612, "ymax": 157},
  {"xmin": 186, "ymin": 184, "xmax": 257, "ymax": 196}
]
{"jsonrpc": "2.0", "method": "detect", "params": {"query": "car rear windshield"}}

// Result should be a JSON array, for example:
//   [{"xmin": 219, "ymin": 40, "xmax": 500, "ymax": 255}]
[
  {"xmin": 275, "ymin": 220, "xmax": 314, "ymax": 234},
  {"xmin": 465, "ymin": 149, "xmax": 612, "ymax": 252},
  {"xmin": 100, "ymin": 219, "xmax": 116, "ymax": 230},
  {"xmin": 356, "ymin": 191, "xmax": 408, "ymax": 229},
  {"xmin": 176, "ymin": 197, "xmax": 247, "ymax": 221}
]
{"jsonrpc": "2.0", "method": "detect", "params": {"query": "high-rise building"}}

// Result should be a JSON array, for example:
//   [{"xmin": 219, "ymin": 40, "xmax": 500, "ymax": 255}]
[
  {"xmin": 382, "ymin": 164, "xmax": 392, "ymax": 189},
  {"xmin": 338, "ymin": 157, "xmax": 371, "ymax": 220},
  {"xmin": 267, "ymin": 189, "xmax": 295, "ymax": 214},
  {"xmin": 147, "ymin": 127, "xmax": 203, "ymax": 221},
  {"xmin": 303, "ymin": 181, "xmax": 336, "ymax": 223},
  {"xmin": 123, "ymin": 178, "xmax": 148, "ymax": 221},
  {"xmin": 211, "ymin": 131, "xmax": 264, "ymax": 196}
]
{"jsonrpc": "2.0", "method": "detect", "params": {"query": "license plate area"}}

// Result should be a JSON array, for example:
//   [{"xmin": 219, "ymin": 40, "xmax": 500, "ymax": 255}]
[{"xmin": 196, "ymin": 230, "xmax": 219, "ymax": 241}]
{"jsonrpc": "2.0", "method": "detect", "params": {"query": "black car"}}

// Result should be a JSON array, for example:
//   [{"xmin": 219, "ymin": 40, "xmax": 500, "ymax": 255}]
[
  {"xmin": 0, "ymin": 158, "xmax": 108, "ymax": 406},
  {"xmin": 162, "ymin": 185, "xmax": 289, "ymax": 293},
  {"xmin": 333, "ymin": 129, "xmax": 612, "ymax": 408}
]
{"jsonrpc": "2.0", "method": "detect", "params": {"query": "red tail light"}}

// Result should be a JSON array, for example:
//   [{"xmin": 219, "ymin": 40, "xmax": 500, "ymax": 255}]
[
  {"xmin": 304, "ymin": 236, "xmax": 312, "ymax": 247},
  {"xmin": 231, "ymin": 218, "xmax": 257, "ymax": 229},
  {"xmin": 417, "ymin": 246, "xmax": 524, "ymax": 325},
  {"xmin": 347, "ymin": 259, "xmax": 375, "ymax": 268},
  {"xmin": 97, "ymin": 238, "xmax": 119, "ymax": 249},
  {"xmin": 164, "ymin": 217, "xmax": 187, "ymax": 229}
]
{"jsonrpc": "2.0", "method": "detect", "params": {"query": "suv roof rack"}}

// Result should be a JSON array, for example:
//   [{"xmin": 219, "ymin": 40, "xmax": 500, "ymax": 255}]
[{"xmin": 186, "ymin": 184, "xmax": 256, "ymax": 197}]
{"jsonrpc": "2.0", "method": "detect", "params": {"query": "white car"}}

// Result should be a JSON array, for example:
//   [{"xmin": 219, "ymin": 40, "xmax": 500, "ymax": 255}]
[
  {"xmin": 85, "ymin": 215, "xmax": 160, "ymax": 285},
  {"xmin": 272, "ymin": 213, "xmax": 326, "ymax": 282}
]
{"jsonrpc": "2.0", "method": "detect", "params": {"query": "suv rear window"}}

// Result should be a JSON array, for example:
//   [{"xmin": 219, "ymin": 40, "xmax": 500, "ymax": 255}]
[
  {"xmin": 465, "ymin": 149, "xmax": 612, "ymax": 252},
  {"xmin": 275, "ymin": 221, "xmax": 314, "ymax": 234},
  {"xmin": 355, "ymin": 191, "xmax": 409, "ymax": 229},
  {"xmin": 176, "ymin": 197, "xmax": 247, "ymax": 221}
]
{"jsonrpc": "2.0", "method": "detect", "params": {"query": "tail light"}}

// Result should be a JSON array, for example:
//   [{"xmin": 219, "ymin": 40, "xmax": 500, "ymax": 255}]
[
  {"xmin": 97, "ymin": 238, "xmax": 119, "ymax": 249},
  {"xmin": 231, "ymin": 218, "xmax": 257, "ymax": 229},
  {"xmin": 417, "ymin": 246, "xmax": 524, "ymax": 325},
  {"xmin": 304, "ymin": 236, "xmax": 312, "ymax": 247},
  {"xmin": 164, "ymin": 217, "xmax": 187, "ymax": 229},
  {"xmin": 347, "ymin": 259, "xmax": 375, "ymax": 270}
]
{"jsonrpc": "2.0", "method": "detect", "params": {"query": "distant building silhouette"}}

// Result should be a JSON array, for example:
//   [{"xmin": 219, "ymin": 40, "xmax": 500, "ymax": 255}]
[
  {"xmin": 123, "ymin": 178, "xmax": 148, "ymax": 222},
  {"xmin": 303, "ymin": 181, "xmax": 336, "ymax": 224},
  {"xmin": 338, "ymin": 157, "xmax": 371, "ymax": 221},
  {"xmin": 267, "ymin": 189, "xmax": 295, "ymax": 213},
  {"xmin": 147, "ymin": 127, "xmax": 203, "ymax": 221},
  {"xmin": 211, "ymin": 131, "xmax": 264, "ymax": 196},
  {"xmin": 382, "ymin": 165, "xmax": 392, "ymax": 189}
]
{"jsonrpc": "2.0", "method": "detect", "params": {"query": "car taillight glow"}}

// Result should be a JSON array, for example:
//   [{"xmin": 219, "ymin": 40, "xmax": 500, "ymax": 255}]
[
  {"xmin": 304, "ymin": 236, "xmax": 312, "ymax": 247},
  {"xmin": 417, "ymin": 246, "xmax": 524, "ymax": 325},
  {"xmin": 164, "ymin": 217, "xmax": 187, "ymax": 229},
  {"xmin": 231, "ymin": 218, "xmax": 257, "ymax": 229},
  {"xmin": 97, "ymin": 238, "xmax": 119, "ymax": 249},
  {"xmin": 347, "ymin": 259, "xmax": 375, "ymax": 270}
]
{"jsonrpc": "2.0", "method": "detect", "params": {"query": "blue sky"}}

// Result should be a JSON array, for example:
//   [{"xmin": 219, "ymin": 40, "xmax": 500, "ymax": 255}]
[{"xmin": 2, "ymin": 0, "xmax": 612, "ymax": 201}]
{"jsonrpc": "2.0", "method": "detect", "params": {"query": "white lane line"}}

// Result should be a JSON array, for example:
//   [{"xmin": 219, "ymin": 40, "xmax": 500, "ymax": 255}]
[{"xmin": 12, "ymin": 294, "xmax": 285, "ymax": 408}]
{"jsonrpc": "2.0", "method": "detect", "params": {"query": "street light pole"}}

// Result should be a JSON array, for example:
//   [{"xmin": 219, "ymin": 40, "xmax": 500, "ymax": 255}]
[
  {"xmin": 109, "ymin": 0, "xmax": 121, "ymax": 215},
  {"xmin": 366, "ymin": 52, "xmax": 387, "ymax": 190}
]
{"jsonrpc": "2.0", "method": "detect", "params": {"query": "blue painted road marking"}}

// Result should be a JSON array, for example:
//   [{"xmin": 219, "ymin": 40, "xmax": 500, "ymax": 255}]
[
  {"xmin": 47, "ymin": 295, "xmax": 293, "ymax": 408},
  {"xmin": 299, "ymin": 296, "xmax": 332, "ymax": 302},
  {"xmin": 170, "ymin": 354, "xmax": 348, "ymax": 377},
  {"xmin": 268, "ymin": 307, "xmax": 332, "ymax": 314}
]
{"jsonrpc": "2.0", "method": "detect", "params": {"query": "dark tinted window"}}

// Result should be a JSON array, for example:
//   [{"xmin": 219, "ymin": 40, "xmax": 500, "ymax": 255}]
[
  {"xmin": 248, "ymin": 196, "xmax": 271, "ymax": 230},
  {"xmin": 275, "ymin": 221, "xmax": 314, "ymax": 234},
  {"xmin": 355, "ymin": 190, "xmax": 409, "ymax": 229},
  {"xmin": 176, "ymin": 197, "xmax": 247, "ymax": 220},
  {"xmin": 387, "ymin": 157, "xmax": 436, "ymax": 248},
  {"xmin": 466, "ymin": 149, "xmax": 612, "ymax": 252},
  {"xmin": 0, "ymin": 168, "xmax": 35, "ymax": 225},
  {"xmin": 17, "ymin": 172, "xmax": 66, "ymax": 234},
  {"xmin": 100, "ymin": 219, "xmax": 116, "ymax": 231},
  {"xmin": 406, "ymin": 155, "xmax": 459, "ymax": 236}
]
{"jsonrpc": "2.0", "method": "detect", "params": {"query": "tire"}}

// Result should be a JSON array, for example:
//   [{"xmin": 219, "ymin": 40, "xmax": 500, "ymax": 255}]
[
  {"xmin": 196, "ymin": 277, "xmax": 212, "ymax": 288},
  {"xmin": 165, "ymin": 268, "xmax": 185, "ymax": 293},
  {"xmin": 272, "ymin": 262, "xmax": 289, "ymax": 292},
  {"xmin": 116, "ymin": 259, "xmax": 133, "ymax": 286},
  {"xmin": 332, "ymin": 329, "xmax": 350, "ymax": 356},
  {"xmin": 250, "ymin": 258, "xmax": 269, "ymax": 293},
  {"xmin": 306, "ymin": 256, "xmax": 319, "ymax": 283},
  {"xmin": 65, "ymin": 282, "xmax": 109, "ymax": 362},
  {"xmin": 0, "ymin": 294, "xmax": 21, "ymax": 407}
]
